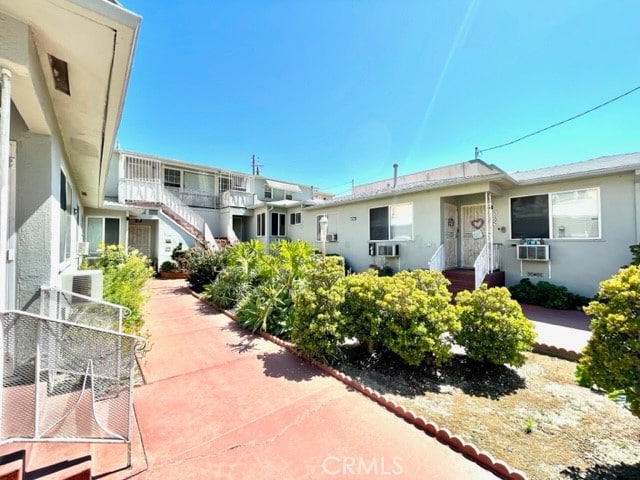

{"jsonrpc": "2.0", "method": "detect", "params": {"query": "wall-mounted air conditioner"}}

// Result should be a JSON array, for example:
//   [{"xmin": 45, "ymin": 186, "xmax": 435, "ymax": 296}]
[
  {"xmin": 327, "ymin": 233, "xmax": 338, "ymax": 242},
  {"xmin": 377, "ymin": 244, "xmax": 400, "ymax": 257},
  {"xmin": 60, "ymin": 270, "xmax": 104, "ymax": 300},
  {"xmin": 517, "ymin": 244, "xmax": 549, "ymax": 261}
]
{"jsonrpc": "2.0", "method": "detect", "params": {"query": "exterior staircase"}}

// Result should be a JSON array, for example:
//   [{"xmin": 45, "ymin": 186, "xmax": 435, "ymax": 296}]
[{"xmin": 443, "ymin": 269, "xmax": 505, "ymax": 296}]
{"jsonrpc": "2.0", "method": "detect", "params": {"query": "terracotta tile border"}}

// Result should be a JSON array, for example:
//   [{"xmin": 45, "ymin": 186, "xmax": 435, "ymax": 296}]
[
  {"xmin": 532, "ymin": 343, "xmax": 580, "ymax": 361},
  {"xmin": 192, "ymin": 291, "xmax": 528, "ymax": 480}
]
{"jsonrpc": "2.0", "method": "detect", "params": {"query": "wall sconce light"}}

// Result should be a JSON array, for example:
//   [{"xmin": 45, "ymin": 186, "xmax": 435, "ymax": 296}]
[
  {"xmin": 72, "ymin": 206, "xmax": 79, "ymax": 215},
  {"xmin": 350, "ymin": 216, "xmax": 357, "ymax": 221}
]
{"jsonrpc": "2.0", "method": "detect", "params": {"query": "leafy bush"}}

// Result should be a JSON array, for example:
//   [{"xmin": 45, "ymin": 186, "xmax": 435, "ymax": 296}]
[
  {"xmin": 341, "ymin": 270, "xmax": 386, "ymax": 352},
  {"xmin": 578, "ymin": 265, "xmax": 640, "ymax": 417},
  {"xmin": 203, "ymin": 266, "xmax": 250, "ymax": 310},
  {"xmin": 234, "ymin": 240, "xmax": 318, "ymax": 337},
  {"xmin": 381, "ymin": 270, "xmax": 458, "ymax": 366},
  {"xmin": 160, "ymin": 260, "xmax": 177, "ymax": 272},
  {"xmin": 291, "ymin": 257, "xmax": 346, "ymax": 362},
  {"xmin": 171, "ymin": 242, "xmax": 188, "ymax": 270},
  {"xmin": 509, "ymin": 278, "xmax": 589, "ymax": 310},
  {"xmin": 236, "ymin": 273, "xmax": 292, "ymax": 337},
  {"xmin": 455, "ymin": 285, "xmax": 536, "ymax": 366},
  {"xmin": 183, "ymin": 247, "xmax": 227, "ymax": 292},
  {"xmin": 94, "ymin": 244, "xmax": 154, "ymax": 335}
]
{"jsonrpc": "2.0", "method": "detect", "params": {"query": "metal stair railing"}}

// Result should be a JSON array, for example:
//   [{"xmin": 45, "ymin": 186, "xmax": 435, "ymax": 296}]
[{"xmin": 428, "ymin": 243, "xmax": 445, "ymax": 272}]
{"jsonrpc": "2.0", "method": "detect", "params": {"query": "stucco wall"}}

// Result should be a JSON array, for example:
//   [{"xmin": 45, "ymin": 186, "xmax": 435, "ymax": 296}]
[
  {"xmin": 297, "ymin": 173, "xmax": 636, "ymax": 297},
  {"xmin": 495, "ymin": 173, "xmax": 636, "ymax": 296},
  {"xmin": 157, "ymin": 215, "xmax": 196, "ymax": 267}
]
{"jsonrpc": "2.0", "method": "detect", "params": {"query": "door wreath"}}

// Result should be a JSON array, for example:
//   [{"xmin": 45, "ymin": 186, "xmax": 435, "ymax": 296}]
[{"xmin": 470, "ymin": 218, "xmax": 484, "ymax": 230}]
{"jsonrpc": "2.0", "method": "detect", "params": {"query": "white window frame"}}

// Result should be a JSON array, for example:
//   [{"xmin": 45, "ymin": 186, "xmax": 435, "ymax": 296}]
[
  {"xmin": 290, "ymin": 212, "xmax": 302, "ymax": 225},
  {"xmin": 164, "ymin": 167, "xmax": 181, "ymax": 188},
  {"xmin": 59, "ymin": 170, "xmax": 73, "ymax": 263},
  {"xmin": 271, "ymin": 212, "xmax": 286, "ymax": 237},
  {"xmin": 256, "ymin": 212, "xmax": 266, "ymax": 237},
  {"xmin": 264, "ymin": 184, "xmax": 272, "ymax": 199},
  {"xmin": 86, "ymin": 216, "xmax": 121, "ymax": 256},
  {"xmin": 509, "ymin": 187, "xmax": 601, "ymax": 240},
  {"xmin": 368, "ymin": 203, "xmax": 413, "ymax": 241}
]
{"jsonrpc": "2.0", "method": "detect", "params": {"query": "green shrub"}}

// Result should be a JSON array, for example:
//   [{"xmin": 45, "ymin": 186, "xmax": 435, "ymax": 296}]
[
  {"xmin": 203, "ymin": 266, "xmax": 250, "ymax": 309},
  {"xmin": 341, "ymin": 270, "xmax": 386, "ymax": 352},
  {"xmin": 94, "ymin": 244, "xmax": 154, "ymax": 335},
  {"xmin": 455, "ymin": 285, "xmax": 536, "ymax": 366},
  {"xmin": 381, "ymin": 270, "xmax": 458, "ymax": 366},
  {"xmin": 509, "ymin": 278, "xmax": 589, "ymax": 310},
  {"xmin": 291, "ymin": 257, "xmax": 346, "ymax": 362},
  {"xmin": 236, "ymin": 275, "xmax": 292, "ymax": 337},
  {"xmin": 234, "ymin": 240, "xmax": 318, "ymax": 338},
  {"xmin": 160, "ymin": 260, "xmax": 177, "ymax": 272},
  {"xmin": 183, "ymin": 247, "xmax": 227, "ymax": 292},
  {"xmin": 578, "ymin": 265, "xmax": 640, "ymax": 417}
]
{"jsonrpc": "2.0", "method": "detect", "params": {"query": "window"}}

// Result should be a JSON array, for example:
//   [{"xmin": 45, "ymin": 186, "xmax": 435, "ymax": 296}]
[
  {"xmin": 86, "ymin": 217, "xmax": 120, "ymax": 255},
  {"xmin": 510, "ymin": 188, "xmax": 600, "ymax": 239},
  {"xmin": 510, "ymin": 194, "xmax": 549, "ymax": 239},
  {"xmin": 369, "ymin": 203, "xmax": 413, "ymax": 241},
  {"xmin": 164, "ymin": 168, "xmax": 181, "ymax": 188},
  {"xmin": 551, "ymin": 188, "xmax": 600, "ymax": 238},
  {"xmin": 271, "ymin": 212, "xmax": 286, "ymax": 236},
  {"xmin": 59, "ymin": 171, "xmax": 72, "ymax": 262},
  {"xmin": 264, "ymin": 185, "xmax": 272, "ymax": 199},
  {"xmin": 285, "ymin": 192, "xmax": 293, "ymax": 200},
  {"xmin": 256, "ymin": 212, "xmax": 266, "ymax": 236},
  {"xmin": 290, "ymin": 212, "xmax": 302, "ymax": 225}
]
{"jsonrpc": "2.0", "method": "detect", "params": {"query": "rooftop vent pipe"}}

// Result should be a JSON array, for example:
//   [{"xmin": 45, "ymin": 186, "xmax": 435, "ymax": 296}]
[{"xmin": 393, "ymin": 163, "xmax": 398, "ymax": 188}]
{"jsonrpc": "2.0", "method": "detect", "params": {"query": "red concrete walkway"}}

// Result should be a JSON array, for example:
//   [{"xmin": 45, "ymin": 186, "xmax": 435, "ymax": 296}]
[{"xmin": 125, "ymin": 279, "xmax": 499, "ymax": 479}]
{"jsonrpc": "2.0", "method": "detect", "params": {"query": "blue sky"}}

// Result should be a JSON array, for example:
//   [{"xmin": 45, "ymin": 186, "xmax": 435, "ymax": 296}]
[{"xmin": 117, "ymin": 0, "xmax": 640, "ymax": 195}]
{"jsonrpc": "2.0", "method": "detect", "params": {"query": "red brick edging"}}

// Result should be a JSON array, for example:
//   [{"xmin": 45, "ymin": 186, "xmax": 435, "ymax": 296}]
[
  {"xmin": 533, "ymin": 343, "xmax": 581, "ymax": 361},
  {"xmin": 192, "ymin": 291, "xmax": 528, "ymax": 480}
]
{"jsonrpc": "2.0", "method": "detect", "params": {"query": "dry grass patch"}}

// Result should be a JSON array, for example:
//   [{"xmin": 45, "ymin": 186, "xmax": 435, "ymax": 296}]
[{"xmin": 336, "ymin": 349, "xmax": 640, "ymax": 480}]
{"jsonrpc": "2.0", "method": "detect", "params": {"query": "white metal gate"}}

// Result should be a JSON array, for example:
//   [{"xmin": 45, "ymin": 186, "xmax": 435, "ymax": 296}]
[
  {"xmin": 443, "ymin": 203, "xmax": 458, "ymax": 270},
  {"xmin": 128, "ymin": 224, "xmax": 152, "ymax": 258}
]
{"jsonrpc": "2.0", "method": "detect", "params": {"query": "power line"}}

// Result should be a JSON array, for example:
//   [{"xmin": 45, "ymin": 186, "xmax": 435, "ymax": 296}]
[{"xmin": 475, "ymin": 83, "xmax": 640, "ymax": 159}]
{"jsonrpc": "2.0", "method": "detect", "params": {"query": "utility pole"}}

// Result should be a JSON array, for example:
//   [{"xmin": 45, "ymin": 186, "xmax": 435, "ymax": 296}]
[{"xmin": 251, "ymin": 154, "xmax": 263, "ymax": 176}]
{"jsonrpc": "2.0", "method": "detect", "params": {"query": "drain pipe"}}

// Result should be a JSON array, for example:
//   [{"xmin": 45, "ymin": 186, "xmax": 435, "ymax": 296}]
[
  {"xmin": 393, "ymin": 163, "xmax": 398, "ymax": 189},
  {"xmin": 0, "ymin": 68, "xmax": 12, "ymax": 311}
]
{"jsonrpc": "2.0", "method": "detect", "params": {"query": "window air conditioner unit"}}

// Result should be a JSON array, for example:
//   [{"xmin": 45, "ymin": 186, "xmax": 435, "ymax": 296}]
[
  {"xmin": 517, "ymin": 244, "xmax": 549, "ymax": 261},
  {"xmin": 60, "ymin": 270, "xmax": 103, "ymax": 300},
  {"xmin": 377, "ymin": 244, "xmax": 399, "ymax": 257},
  {"xmin": 327, "ymin": 233, "xmax": 338, "ymax": 242}
]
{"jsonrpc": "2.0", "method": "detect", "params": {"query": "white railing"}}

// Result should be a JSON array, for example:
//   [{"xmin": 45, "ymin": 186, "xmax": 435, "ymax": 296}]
[
  {"xmin": 1, "ymin": 308, "xmax": 143, "ymax": 451},
  {"xmin": 181, "ymin": 189, "xmax": 216, "ymax": 208},
  {"xmin": 40, "ymin": 286, "xmax": 130, "ymax": 333},
  {"xmin": 221, "ymin": 190, "xmax": 255, "ymax": 208},
  {"xmin": 160, "ymin": 188, "xmax": 217, "ymax": 249},
  {"xmin": 118, "ymin": 178, "xmax": 162, "ymax": 204},
  {"xmin": 428, "ymin": 244, "xmax": 445, "ymax": 272},
  {"xmin": 473, "ymin": 243, "xmax": 502, "ymax": 289}
]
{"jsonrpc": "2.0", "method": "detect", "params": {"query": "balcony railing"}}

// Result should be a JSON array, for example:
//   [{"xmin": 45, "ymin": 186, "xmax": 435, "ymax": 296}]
[
  {"xmin": 221, "ymin": 190, "xmax": 255, "ymax": 208},
  {"xmin": 1, "ymin": 290, "xmax": 144, "ymax": 457}
]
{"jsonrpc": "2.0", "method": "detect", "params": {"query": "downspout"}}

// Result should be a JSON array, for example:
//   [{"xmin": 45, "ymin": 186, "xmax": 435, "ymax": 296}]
[
  {"xmin": 0, "ymin": 68, "xmax": 12, "ymax": 311},
  {"xmin": 635, "ymin": 170, "xmax": 640, "ymax": 244},
  {"xmin": 393, "ymin": 164, "xmax": 398, "ymax": 188}
]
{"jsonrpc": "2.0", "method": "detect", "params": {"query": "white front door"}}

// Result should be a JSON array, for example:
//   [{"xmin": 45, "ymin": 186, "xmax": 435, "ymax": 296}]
[
  {"xmin": 443, "ymin": 203, "xmax": 458, "ymax": 270},
  {"xmin": 460, "ymin": 204, "xmax": 486, "ymax": 268},
  {"xmin": 128, "ymin": 224, "xmax": 152, "ymax": 259}
]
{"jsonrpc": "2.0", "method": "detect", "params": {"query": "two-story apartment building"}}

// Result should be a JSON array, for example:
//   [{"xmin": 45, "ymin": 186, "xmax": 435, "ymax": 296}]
[{"xmin": 96, "ymin": 150, "xmax": 318, "ymax": 267}]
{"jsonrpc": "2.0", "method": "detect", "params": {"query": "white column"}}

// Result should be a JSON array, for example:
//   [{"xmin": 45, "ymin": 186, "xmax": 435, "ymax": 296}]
[{"xmin": 0, "ymin": 68, "xmax": 13, "ymax": 311}]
